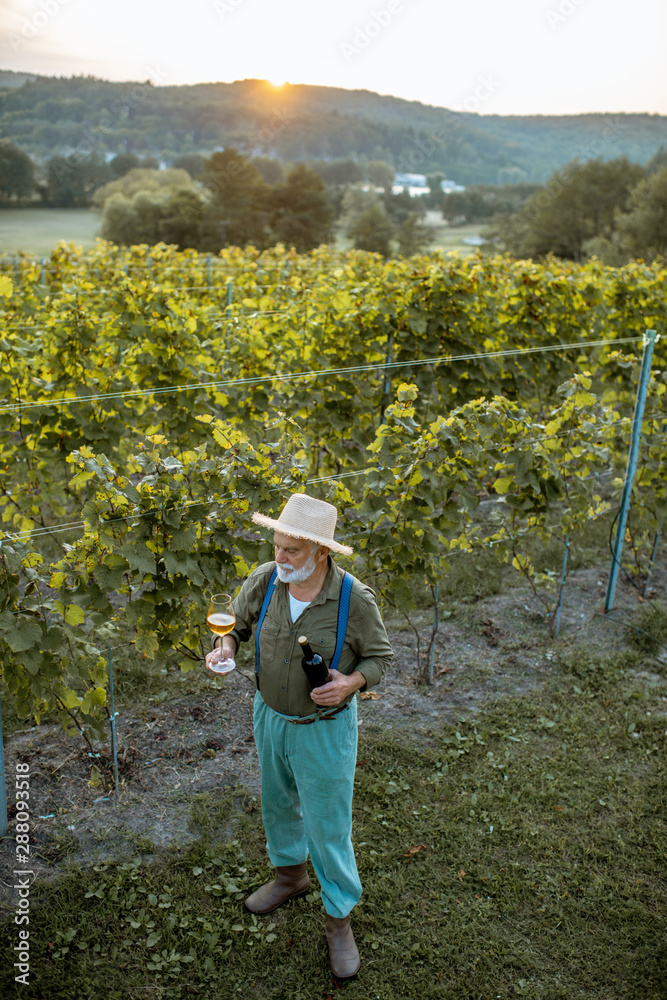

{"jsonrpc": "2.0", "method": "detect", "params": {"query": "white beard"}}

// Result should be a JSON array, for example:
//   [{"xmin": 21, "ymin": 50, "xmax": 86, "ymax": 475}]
[{"xmin": 275, "ymin": 552, "xmax": 316, "ymax": 584}]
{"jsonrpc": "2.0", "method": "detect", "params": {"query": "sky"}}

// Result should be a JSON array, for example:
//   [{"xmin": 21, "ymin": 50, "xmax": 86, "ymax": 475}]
[{"xmin": 1, "ymin": 0, "xmax": 667, "ymax": 117}]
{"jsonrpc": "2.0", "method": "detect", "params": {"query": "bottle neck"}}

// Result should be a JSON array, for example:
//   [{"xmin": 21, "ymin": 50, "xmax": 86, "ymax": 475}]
[{"xmin": 298, "ymin": 638, "xmax": 315, "ymax": 660}]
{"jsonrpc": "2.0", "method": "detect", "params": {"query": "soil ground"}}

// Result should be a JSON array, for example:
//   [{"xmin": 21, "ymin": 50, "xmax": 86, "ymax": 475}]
[{"xmin": 2, "ymin": 550, "xmax": 664, "ymax": 906}]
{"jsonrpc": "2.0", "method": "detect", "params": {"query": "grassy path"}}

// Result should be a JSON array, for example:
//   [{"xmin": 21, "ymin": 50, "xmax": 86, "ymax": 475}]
[{"xmin": 1, "ymin": 634, "xmax": 665, "ymax": 999}]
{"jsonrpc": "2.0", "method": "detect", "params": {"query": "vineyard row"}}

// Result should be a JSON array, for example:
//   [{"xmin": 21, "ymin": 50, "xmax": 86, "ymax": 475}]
[{"xmin": 0, "ymin": 244, "xmax": 665, "ymax": 753}]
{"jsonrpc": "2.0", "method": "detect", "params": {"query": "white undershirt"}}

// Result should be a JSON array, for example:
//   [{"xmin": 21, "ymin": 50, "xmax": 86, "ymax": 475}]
[{"xmin": 289, "ymin": 593, "xmax": 311, "ymax": 622}]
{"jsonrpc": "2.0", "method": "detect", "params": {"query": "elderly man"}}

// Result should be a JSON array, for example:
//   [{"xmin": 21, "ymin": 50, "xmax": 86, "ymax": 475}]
[{"xmin": 205, "ymin": 493, "xmax": 393, "ymax": 979}]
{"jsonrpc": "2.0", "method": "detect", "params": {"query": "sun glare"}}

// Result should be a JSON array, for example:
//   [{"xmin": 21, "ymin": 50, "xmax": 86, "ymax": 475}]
[{"xmin": 267, "ymin": 78, "xmax": 288, "ymax": 89}]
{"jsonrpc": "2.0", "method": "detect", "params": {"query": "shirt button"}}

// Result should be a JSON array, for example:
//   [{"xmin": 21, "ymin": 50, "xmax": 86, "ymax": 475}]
[
  {"xmin": 290, "ymin": 630, "xmax": 294, "ymax": 635},
  {"xmin": 281, "ymin": 686, "xmax": 285, "ymax": 690},
  {"xmin": 285, "ymin": 659, "xmax": 289, "ymax": 663}
]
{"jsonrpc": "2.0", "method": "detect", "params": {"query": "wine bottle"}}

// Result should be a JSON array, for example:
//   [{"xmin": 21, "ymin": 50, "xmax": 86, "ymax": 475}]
[{"xmin": 298, "ymin": 635, "xmax": 331, "ymax": 689}]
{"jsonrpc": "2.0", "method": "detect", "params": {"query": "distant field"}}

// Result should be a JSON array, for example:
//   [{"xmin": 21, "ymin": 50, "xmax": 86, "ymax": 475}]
[
  {"xmin": 0, "ymin": 207, "xmax": 482, "ymax": 258},
  {"xmin": 330, "ymin": 211, "xmax": 483, "ymax": 256},
  {"xmin": 0, "ymin": 207, "xmax": 102, "ymax": 257},
  {"xmin": 425, "ymin": 216, "xmax": 484, "ymax": 254}
]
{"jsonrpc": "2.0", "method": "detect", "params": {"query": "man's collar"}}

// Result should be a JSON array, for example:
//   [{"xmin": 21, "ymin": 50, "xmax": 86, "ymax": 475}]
[{"xmin": 311, "ymin": 556, "xmax": 344, "ymax": 605}]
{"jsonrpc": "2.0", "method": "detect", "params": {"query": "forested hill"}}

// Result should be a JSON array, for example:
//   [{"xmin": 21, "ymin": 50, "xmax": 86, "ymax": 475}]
[{"xmin": 2, "ymin": 70, "xmax": 667, "ymax": 184}]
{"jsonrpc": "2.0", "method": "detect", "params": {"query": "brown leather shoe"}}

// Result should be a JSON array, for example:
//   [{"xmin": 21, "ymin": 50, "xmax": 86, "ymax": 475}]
[
  {"xmin": 325, "ymin": 913, "xmax": 360, "ymax": 979},
  {"xmin": 244, "ymin": 862, "xmax": 309, "ymax": 914}
]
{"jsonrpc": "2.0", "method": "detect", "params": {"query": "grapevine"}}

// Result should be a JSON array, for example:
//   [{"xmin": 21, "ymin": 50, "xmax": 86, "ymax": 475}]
[{"xmin": 0, "ymin": 244, "xmax": 665, "ymax": 748}]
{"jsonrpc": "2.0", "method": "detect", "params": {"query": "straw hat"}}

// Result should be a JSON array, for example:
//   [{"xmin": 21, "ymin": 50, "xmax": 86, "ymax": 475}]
[{"xmin": 252, "ymin": 493, "xmax": 353, "ymax": 556}]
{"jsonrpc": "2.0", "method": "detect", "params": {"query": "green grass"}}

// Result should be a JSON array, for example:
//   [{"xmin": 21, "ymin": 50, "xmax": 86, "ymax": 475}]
[
  {"xmin": 0, "ymin": 207, "xmax": 102, "ymax": 256},
  {"xmin": 426, "ymin": 218, "xmax": 483, "ymax": 255},
  {"xmin": 0, "ymin": 207, "xmax": 479, "ymax": 259},
  {"xmin": 2, "ymin": 637, "xmax": 665, "ymax": 999}
]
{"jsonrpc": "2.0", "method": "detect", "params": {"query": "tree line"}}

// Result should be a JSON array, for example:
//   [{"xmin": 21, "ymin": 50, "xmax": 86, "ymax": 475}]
[
  {"xmin": 1, "ymin": 134, "xmax": 665, "ymax": 263},
  {"xmin": 0, "ymin": 140, "xmax": 433, "ymax": 256},
  {"xmin": 478, "ymin": 151, "xmax": 667, "ymax": 264},
  {"xmin": 10, "ymin": 73, "xmax": 667, "ymax": 184},
  {"xmin": 95, "ymin": 152, "xmax": 434, "ymax": 256}
]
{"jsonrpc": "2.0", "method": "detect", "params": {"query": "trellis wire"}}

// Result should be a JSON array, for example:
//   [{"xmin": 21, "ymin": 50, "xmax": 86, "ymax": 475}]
[
  {"xmin": 0, "ymin": 335, "xmax": 645, "ymax": 415},
  {"xmin": 0, "ymin": 324, "xmax": 663, "ymax": 812}
]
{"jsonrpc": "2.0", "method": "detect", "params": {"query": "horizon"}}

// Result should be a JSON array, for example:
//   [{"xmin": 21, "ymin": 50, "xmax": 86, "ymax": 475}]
[
  {"xmin": 1, "ymin": 0, "xmax": 666, "ymax": 117},
  {"xmin": 2, "ymin": 67, "xmax": 666, "ymax": 123}
]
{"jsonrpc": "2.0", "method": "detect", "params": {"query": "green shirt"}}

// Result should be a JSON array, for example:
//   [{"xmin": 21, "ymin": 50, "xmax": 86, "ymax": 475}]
[{"xmin": 230, "ymin": 558, "xmax": 393, "ymax": 717}]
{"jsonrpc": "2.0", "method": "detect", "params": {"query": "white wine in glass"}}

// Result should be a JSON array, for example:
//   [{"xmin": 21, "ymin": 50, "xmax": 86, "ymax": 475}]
[
  {"xmin": 207, "ymin": 593, "xmax": 235, "ymax": 636},
  {"xmin": 207, "ymin": 594, "xmax": 236, "ymax": 673}
]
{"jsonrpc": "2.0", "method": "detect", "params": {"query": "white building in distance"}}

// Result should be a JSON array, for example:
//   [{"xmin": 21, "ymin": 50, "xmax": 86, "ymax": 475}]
[{"xmin": 392, "ymin": 173, "xmax": 465, "ymax": 196}]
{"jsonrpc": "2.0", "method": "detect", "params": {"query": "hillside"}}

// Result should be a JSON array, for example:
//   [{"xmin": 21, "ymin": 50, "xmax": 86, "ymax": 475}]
[{"xmin": 2, "ymin": 72, "xmax": 667, "ymax": 184}]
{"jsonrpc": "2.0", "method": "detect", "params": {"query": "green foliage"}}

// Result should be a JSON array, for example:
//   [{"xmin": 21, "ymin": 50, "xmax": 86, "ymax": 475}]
[
  {"xmin": 364, "ymin": 159, "xmax": 395, "ymax": 192},
  {"xmin": 442, "ymin": 182, "xmax": 540, "ymax": 224},
  {"xmin": 396, "ymin": 213, "xmax": 433, "ymax": 256},
  {"xmin": 489, "ymin": 157, "xmax": 646, "ymax": 261},
  {"xmin": 350, "ymin": 373, "xmax": 619, "ymax": 645},
  {"xmin": 200, "ymin": 149, "xmax": 272, "ymax": 251},
  {"xmin": 42, "ymin": 153, "xmax": 111, "ymax": 208},
  {"xmin": 1, "ymin": 244, "xmax": 666, "ymax": 740},
  {"xmin": 267, "ymin": 164, "xmax": 334, "ymax": 251},
  {"xmin": 346, "ymin": 202, "xmax": 394, "ymax": 256},
  {"xmin": 250, "ymin": 156, "xmax": 285, "ymax": 186},
  {"xmin": 109, "ymin": 152, "xmax": 142, "ymax": 179},
  {"xmin": 595, "ymin": 166, "xmax": 667, "ymax": 264},
  {"xmin": 0, "ymin": 138, "xmax": 35, "ymax": 202},
  {"xmin": 92, "ymin": 167, "xmax": 197, "ymax": 208},
  {"xmin": 623, "ymin": 602, "xmax": 667, "ymax": 656},
  {"xmin": 309, "ymin": 158, "xmax": 363, "ymax": 187},
  {"xmin": 101, "ymin": 187, "xmax": 206, "ymax": 250}
]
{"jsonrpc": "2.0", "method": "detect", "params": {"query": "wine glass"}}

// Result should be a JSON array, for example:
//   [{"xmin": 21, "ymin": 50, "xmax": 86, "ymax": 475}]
[{"xmin": 206, "ymin": 593, "xmax": 236, "ymax": 674}]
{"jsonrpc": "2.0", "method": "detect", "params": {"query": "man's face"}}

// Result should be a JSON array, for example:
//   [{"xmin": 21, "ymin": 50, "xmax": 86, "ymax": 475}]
[{"xmin": 273, "ymin": 532, "xmax": 321, "ymax": 584}]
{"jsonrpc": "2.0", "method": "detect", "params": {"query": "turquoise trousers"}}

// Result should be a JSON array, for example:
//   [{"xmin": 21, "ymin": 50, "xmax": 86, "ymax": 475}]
[{"xmin": 253, "ymin": 690, "xmax": 362, "ymax": 918}]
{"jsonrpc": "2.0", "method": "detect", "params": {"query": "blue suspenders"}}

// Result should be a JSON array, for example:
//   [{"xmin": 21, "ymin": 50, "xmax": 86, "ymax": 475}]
[
  {"xmin": 255, "ymin": 566, "xmax": 278, "ymax": 682},
  {"xmin": 255, "ymin": 568, "xmax": 354, "ymax": 688},
  {"xmin": 332, "ymin": 571, "xmax": 353, "ymax": 672}
]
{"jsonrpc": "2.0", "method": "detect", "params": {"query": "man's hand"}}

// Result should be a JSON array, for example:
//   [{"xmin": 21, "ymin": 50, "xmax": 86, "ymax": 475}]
[
  {"xmin": 310, "ymin": 669, "xmax": 366, "ymax": 707},
  {"xmin": 205, "ymin": 636, "xmax": 237, "ymax": 676}
]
